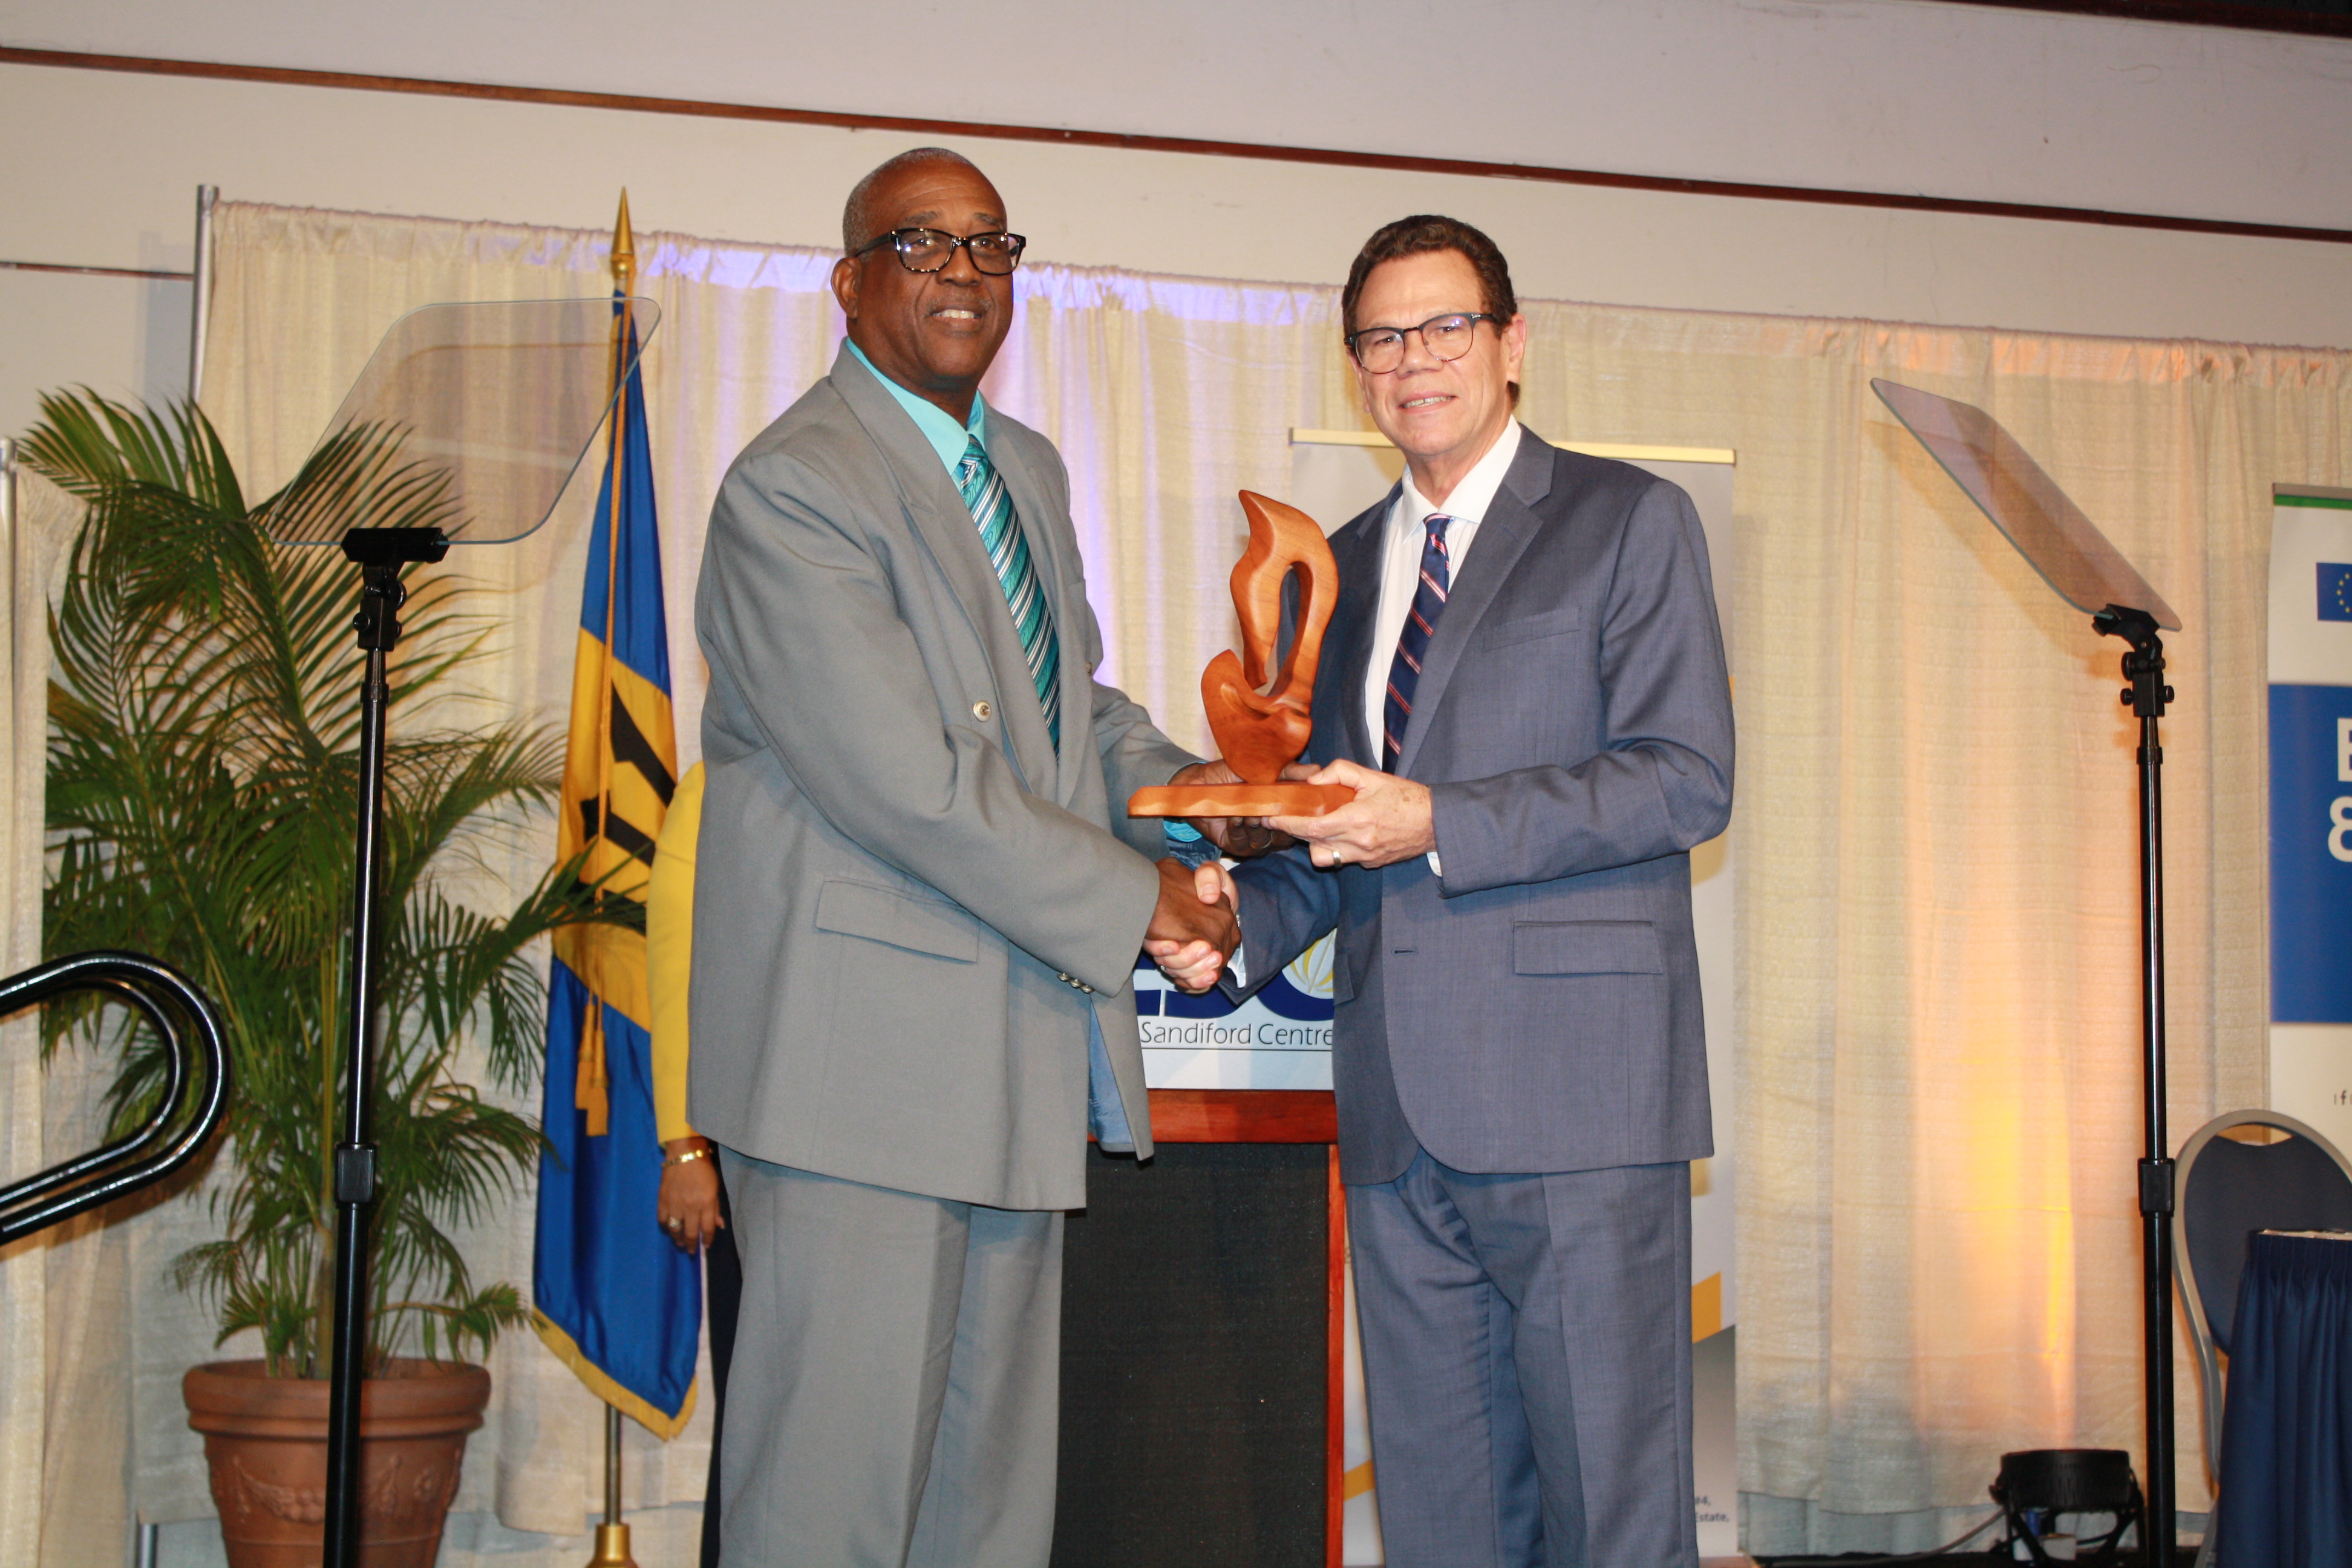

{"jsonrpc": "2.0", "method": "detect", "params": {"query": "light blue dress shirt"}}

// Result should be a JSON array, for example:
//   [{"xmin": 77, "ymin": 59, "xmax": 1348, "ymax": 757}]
[
  {"xmin": 845, "ymin": 338, "xmax": 986, "ymax": 472},
  {"xmin": 842, "ymin": 336, "xmax": 1140, "ymax": 1152}
]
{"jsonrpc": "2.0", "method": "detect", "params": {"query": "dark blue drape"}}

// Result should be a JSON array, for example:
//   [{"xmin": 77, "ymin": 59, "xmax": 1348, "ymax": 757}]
[{"xmin": 2215, "ymin": 1231, "xmax": 2352, "ymax": 1567}]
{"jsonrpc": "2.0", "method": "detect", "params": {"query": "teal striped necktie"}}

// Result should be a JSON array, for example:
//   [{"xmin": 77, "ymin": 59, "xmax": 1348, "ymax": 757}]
[{"xmin": 957, "ymin": 434, "xmax": 1062, "ymax": 749}]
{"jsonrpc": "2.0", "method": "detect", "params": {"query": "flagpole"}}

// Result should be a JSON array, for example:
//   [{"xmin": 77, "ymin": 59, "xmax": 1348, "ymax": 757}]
[
  {"xmin": 581, "ymin": 188, "xmax": 645, "ymax": 1568},
  {"xmin": 590, "ymin": 1403, "xmax": 634, "ymax": 1567}
]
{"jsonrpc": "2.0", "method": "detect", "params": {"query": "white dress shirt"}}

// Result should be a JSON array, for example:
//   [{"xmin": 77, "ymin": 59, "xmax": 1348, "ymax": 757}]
[
  {"xmin": 1362, "ymin": 420, "xmax": 1523, "ymax": 877},
  {"xmin": 1361, "ymin": 420, "xmax": 1523, "ymax": 753},
  {"xmin": 1220, "ymin": 421, "xmax": 1527, "ymax": 988}
]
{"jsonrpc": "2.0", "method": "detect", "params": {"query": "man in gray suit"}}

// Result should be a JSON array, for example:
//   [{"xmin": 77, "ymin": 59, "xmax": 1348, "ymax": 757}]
[
  {"xmin": 1165, "ymin": 216, "xmax": 1733, "ymax": 1566},
  {"xmin": 691, "ymin": 148, "xmax": 1240, "ymax": 1566}
]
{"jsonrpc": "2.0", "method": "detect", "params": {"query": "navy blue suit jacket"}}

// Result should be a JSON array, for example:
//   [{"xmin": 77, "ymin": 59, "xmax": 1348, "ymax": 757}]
[{"xmin": 1229, "ymin": 428, "xmax": 1734, "ymax": 1184}]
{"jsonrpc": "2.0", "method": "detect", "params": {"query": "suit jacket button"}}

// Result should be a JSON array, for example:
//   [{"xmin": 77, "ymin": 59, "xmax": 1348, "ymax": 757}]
[{"xmin": 973, "ymin": 700, "xmax": 994, "ymax": 721}]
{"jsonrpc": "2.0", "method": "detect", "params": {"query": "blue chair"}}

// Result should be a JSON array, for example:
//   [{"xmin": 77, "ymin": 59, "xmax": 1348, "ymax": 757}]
[{"xmin": 2172, "ymin": 1109, "xmax": 2352, "ymax": 1564}]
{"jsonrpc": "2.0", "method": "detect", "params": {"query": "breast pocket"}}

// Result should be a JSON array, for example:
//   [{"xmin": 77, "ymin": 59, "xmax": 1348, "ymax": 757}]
[{"xmin": 1473, "ymin": 604, "xmax": 1581, "ymax": 651}]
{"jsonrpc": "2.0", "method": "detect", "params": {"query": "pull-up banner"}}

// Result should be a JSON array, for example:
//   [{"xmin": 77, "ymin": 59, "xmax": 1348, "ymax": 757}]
[{"xmin": 2269, "ymin": 486, "xmax": 2352, "ymax": 1152}]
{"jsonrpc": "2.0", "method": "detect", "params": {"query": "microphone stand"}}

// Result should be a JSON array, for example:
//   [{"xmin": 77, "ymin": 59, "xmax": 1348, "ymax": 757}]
[
  {"xmin": 322, "ymin": 524, "xmax": 449, "ymax": 1568},
  {"xmin": 2096, "ymin": 605, "xmax": 2177, "ymax": 1565}
]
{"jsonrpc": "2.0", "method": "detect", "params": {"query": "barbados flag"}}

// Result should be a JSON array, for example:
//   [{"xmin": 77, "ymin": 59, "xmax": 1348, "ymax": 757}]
[{"xmin": 531, "ymin": 283, "xmax": 699, "ymax": 1437}]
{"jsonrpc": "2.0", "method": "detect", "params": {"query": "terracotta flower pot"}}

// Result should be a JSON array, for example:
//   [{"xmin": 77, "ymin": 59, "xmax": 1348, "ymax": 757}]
[{"xmin": 183, "ymin": 1358, "xmax": 491, "ymax": 1568}]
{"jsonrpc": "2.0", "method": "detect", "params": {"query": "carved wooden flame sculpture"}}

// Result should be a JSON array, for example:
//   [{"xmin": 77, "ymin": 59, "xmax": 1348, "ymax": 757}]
[{"xmin": 1129, "ymin": 491, "xmax": 1355, "ymax": 820}]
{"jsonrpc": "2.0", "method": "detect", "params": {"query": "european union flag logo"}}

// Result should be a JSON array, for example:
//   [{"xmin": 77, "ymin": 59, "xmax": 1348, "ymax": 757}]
[{"xmin": 2320, "ymin": 563, "xmax": 2352, "ymax": 622}]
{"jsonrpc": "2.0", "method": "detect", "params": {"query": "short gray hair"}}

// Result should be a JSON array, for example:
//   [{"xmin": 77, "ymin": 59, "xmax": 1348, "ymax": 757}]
[{"xmin": 842, "ymin": 148, "xmax": 983, "ymax": 253}]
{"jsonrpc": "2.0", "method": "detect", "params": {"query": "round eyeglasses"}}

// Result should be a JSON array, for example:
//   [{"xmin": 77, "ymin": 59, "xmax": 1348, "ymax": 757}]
[
  {"xmin": 852, "ymin": 227, "xmax": 1028, "ymax": 276},
  {"xmin": 1345, "ymin": 312, "xmax": 1500, "ymax": 374}
]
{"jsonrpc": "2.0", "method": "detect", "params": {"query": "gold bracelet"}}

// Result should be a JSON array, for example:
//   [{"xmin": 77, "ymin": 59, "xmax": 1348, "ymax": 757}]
[{"xmin": 663, "ymin": 1146, "xmax": 712, "ymax": 1167}]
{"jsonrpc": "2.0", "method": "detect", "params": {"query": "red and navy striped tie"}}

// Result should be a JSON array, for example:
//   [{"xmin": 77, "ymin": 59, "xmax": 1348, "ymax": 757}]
[{"xmin": 1382, "ymin": 513, "xmax": 1454, "ymax": 773}]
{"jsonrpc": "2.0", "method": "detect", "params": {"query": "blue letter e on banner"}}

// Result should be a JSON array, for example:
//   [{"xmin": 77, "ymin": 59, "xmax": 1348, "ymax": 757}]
[{"xmin": 2272, "ymin": 683, "xmax": 2352, "ymax": 1022}]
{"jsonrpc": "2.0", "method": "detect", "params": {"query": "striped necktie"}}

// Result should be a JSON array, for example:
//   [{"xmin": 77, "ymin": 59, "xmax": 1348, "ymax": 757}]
[
  {"xmin": 1381, "ymin": 513, "xmax": 1454, "ymax": 773},
  {"xmin": 958, "ymin": 434, "xmax": 1062, "ymax": 750}
]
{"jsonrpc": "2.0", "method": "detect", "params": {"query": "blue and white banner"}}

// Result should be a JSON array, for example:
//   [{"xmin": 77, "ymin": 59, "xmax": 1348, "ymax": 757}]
[
  {"xmin": 1135, "ymin": 935, "xmax": 1335, "ymax": 1089},
  {"xmin": 2268, "ymin": 487, "xmax": 2352, "ymax": 1153}
]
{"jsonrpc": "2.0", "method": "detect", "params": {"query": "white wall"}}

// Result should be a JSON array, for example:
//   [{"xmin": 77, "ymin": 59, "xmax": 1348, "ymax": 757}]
[
  {"xmin": 10, "ymin": 0, "xmax": 2352, "ymax": 227},
  {"xmin": 4, "ymin": 8, "xmax": 2350, "ymax": 448}
]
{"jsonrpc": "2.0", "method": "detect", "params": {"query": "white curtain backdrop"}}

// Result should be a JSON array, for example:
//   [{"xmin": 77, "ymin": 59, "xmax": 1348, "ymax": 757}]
[{"xmin": 3, "ymin": 198, "xmax": 2344, "ymax": 1562}]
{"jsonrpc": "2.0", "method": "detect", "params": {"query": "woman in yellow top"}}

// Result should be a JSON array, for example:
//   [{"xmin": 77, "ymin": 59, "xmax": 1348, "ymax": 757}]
[{"xmin": 647, "ymin": 762, "xmax": 738, "ymax": 1568}]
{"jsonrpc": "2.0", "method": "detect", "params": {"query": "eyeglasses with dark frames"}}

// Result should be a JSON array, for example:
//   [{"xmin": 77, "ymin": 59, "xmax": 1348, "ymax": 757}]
[
  {"xmin": 1345, "ymin": 312, "xmax": 1500, "ymax": 373},
  {"xmin": 852, "ymin": 227, "xmax": 1028, "ymax": 276}
]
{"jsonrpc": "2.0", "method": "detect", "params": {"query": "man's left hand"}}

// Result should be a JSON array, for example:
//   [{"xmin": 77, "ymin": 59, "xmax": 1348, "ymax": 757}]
[
  {"xmin": 1267, "ymin": 758, "xmax": 1435, "ymax": 871},
  {"xmin": 1166, "ymin": 759, "xmax": 1295, "ymax": 857}
]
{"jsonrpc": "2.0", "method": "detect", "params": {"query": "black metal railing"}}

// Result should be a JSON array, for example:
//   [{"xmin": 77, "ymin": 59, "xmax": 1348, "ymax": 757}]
[{"xmin": 0, "ymin": 951, "xmax": 230, "ymax": 1244}]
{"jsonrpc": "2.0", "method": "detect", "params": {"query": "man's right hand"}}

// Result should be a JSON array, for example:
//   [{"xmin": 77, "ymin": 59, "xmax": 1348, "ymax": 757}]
[{"xmin": 1143, "ymin": 856, "xmax": 1238, "ymax": 993}]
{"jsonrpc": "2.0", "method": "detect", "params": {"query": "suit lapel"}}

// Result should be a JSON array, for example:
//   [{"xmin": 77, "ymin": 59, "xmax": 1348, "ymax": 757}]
[
  {"xmin": 828, "ymin": 347, "xmax": 1060, "ymax": 792},
  {"xmin": 1395, "ymin": 428, "xmax": 1557, "ymax": 779},
  {"xmin": 1322, "ymin": 493, "xmax": 1394, "ymax": 768}
]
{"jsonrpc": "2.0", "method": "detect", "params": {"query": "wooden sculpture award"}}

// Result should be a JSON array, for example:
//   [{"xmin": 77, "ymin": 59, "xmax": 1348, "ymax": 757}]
[{"xmin": 1128, "ymin": 491, "xmax": 1356, "ymax": 820}]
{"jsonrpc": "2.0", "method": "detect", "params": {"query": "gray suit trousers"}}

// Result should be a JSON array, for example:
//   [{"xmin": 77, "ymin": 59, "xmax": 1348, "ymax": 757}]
[
  {"xmin": 1347, "ymin": 1152, "xmax": 1696, "ymax": 1568},
  {"xmin": 716, "ymin": 1148, "xmax": 1062, "ymax": 1567}
]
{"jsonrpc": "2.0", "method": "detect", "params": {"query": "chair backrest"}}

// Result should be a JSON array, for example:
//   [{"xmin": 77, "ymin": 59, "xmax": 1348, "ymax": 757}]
[
  {"xmin": 2174, "ymin": 1109, "xmax": 2352, "ymax": 1485},
  {"xmin": 2173, "ymin": 1114, "xmax": 2342, "ymax": 1363},
  {"xmin": 2178, "ymin": 1113, "xmax": 2352, "ymax": 1355}
]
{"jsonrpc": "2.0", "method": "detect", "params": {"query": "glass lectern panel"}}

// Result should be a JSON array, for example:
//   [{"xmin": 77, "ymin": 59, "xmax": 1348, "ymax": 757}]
[
  {"xmin": 1872, "ymin": 378, "xmax": 2180, "ymax": 630},
  {"xmin": 269, "ymin": 297, "xmax": 659, "ymax": 545}
]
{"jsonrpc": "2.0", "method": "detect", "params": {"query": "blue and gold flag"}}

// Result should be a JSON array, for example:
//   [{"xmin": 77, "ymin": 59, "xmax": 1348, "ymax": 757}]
[{"xmin": 532, "ymin": 209, "xmax": 698, "ymax": 1437}]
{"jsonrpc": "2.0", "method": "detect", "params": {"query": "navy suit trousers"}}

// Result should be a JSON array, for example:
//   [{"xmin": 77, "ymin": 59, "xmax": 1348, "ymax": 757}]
[{"xmin": 1348, "ymin": 1152, "xmax": 1697, "ymax": 1568}]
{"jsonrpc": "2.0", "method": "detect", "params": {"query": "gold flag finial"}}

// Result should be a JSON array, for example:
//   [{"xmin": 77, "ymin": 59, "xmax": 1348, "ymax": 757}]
[{"xmin": 612, "ymin": 190, "xmax": 636, "ymax": 296}]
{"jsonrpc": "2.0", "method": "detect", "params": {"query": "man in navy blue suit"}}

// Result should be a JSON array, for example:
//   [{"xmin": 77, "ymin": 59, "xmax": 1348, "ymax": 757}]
[{"xmin": 1159, "ymin": 215, "xmax": 1733, "ymax": 1567}]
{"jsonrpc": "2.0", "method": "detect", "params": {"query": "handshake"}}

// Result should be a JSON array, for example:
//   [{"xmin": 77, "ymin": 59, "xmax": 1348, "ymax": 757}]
[
  {"xmin": 1141, "ymin": 759, "xmax": 1279, "ymax": 996},
  {"xmin": 1139, "ymin": 754, "xmax": 1438, "ymax": 995},
  {"xmin": 1145, "ymin": 855, "xmax": 1242, "ymax": 997}
]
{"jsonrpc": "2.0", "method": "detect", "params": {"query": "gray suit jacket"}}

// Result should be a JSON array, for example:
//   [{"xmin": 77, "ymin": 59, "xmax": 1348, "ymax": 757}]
[
  {"xmin": 1230, "ymin": 429, "xmax": 1734, "ymax": 1184},
  {"xmin": 690, "ymin": 345, "xmax": 1195, "ymax": 1211}
]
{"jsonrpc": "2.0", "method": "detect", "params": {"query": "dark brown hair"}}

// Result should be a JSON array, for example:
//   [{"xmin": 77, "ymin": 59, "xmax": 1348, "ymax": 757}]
[
  {"xmin": 1339, "ymin": 214, "xmax": 1518, "ymax": 336},
  {"xmin": 1341, "ymin": 214, "xmax": 1520, "ymax": 405}
]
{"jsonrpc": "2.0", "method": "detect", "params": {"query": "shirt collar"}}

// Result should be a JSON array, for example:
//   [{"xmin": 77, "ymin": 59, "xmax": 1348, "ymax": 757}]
[
  {"xmin": 845, "ymin": 338, "xmax": 989, "ymax": 475},
  {"xmin": 1399, "ymin": 419, "xmax": 1523, "ymax": 528}
]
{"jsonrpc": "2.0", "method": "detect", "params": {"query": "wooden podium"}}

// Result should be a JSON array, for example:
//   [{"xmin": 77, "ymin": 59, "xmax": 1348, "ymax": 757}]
[{"xmin": 1057, "ymin": 1089, "xmax": 1343, "ymax": 1568}]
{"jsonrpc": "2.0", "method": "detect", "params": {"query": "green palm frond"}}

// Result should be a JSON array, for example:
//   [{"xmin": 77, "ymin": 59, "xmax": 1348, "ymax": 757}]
[{"xmin": 29, "ymin": 388, "xmax": 601, "ymax": 1375}]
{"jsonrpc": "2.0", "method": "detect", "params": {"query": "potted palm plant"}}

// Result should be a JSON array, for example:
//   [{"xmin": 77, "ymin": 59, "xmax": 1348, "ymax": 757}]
[{"xmin": 27, "ymin": 390, "xmax": 609, "ymax": 1567}]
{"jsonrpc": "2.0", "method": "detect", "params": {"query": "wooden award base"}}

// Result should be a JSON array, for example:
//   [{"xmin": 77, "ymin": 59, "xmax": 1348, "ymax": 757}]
[{"xmin": 1128, "ymin": 782, "xmax": 1355, "ymax": 819}]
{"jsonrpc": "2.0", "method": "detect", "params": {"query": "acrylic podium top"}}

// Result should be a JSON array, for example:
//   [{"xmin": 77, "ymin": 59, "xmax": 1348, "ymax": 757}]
[
  {"xmin": 270, "ymin": 297, "xmax": 658, "ymax": 546},
  {"xmin": 1873, "ymin": 378, "xmax": 2180, "ymax": 631}
]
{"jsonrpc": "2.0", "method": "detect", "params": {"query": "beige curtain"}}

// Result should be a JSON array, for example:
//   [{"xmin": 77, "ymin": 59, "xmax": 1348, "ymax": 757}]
[
  {"xmin": 3, "ymin": 462, "xmax": 66, "ymax": 1561},
  {"xmin": 1516, "ymin": 316, "xmax": 2344, "ymax": 1551},
  {"xmin": 7, "ymin": 198, "xmax": 2344, "ymax": 1559}
]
